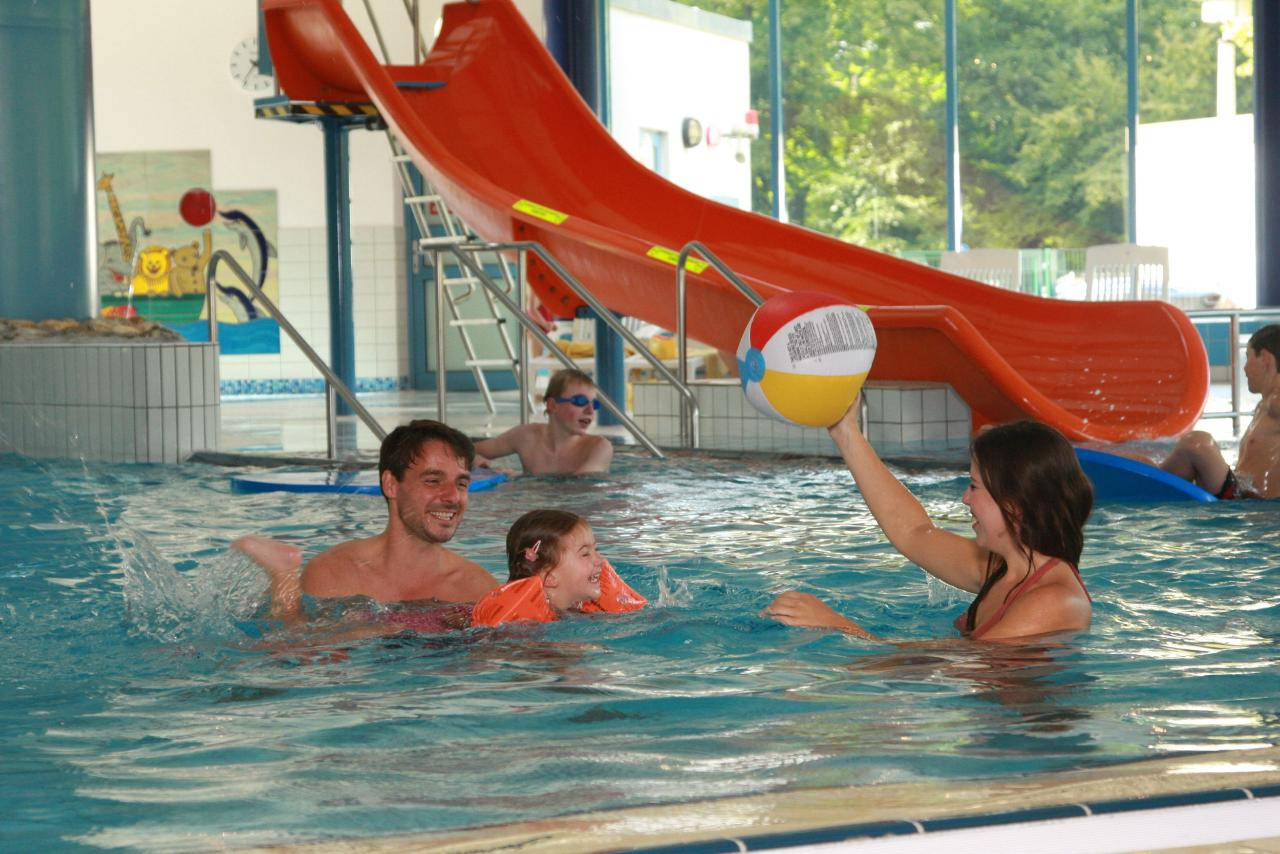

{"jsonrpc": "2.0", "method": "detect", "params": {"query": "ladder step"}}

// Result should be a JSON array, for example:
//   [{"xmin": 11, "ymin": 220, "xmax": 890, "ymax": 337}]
[
  {"xmin": 404, "ymin": 194, "xmax": 442, "ymax": 205},
  {"xmin": 391, "ymin": 154, "xmax": 412, "ymax": 162},
  {"xmin": 464, "ymin": 359, "xmax": 516, "ymax": 368},
  {"xmin": 449, "ymin": 318, "xmax": 505, "ymax": 327},
  {"xmin": 419, "ymin": 235, "xmax": 468, "ymax": 247}
]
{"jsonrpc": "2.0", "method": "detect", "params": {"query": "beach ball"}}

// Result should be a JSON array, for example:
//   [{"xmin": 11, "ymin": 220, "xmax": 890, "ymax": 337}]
[{"xmin": 736, "ymin": 291, "xmax": 877, "ymax": 427}]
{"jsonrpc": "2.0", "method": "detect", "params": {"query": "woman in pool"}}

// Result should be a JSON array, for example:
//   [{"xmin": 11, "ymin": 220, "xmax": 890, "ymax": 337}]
[
  {"xmin": 235, "ymin": 508, "xmax": 645, "ymax": 631},
  {"xmin": 766, "ymin": 407, "xmax": 1093, "ymax": 642},
  {"xmin": 471, "ymin": 508, "xmax": 647, "ymax": 626}
]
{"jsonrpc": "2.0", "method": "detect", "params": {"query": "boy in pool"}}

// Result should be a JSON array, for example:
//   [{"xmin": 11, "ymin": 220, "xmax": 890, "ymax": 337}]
[
  {"xmin": 1159, "ymin": 324, "xmax": 1280, "ymax": 499},
  {"xmin": 474, "ymin": 369, "xmax": 613, "ymax": 475},
  {"xmin": 471, "ymin": 509, "xmax": 646, "ymax": 626}
]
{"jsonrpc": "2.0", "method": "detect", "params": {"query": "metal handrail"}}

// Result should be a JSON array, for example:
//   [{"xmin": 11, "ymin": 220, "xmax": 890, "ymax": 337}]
[
  {"xmin": 447, "ymin": 242, "xmax": 673, "ymax": 457},
  {"xmin": 207, "ymin": 250, "xmax": 387, "ymax": 456},
  {"xmin": 675, "ymin": 241, "xmax": 763, "ymax": 446},
  {"xmin": 435, "ymin": 240, "xmax": 698, "ymax": 458},
  {"xmin": 1187, "ymin": 307, "xmax": 1280, "ymax": 436}
]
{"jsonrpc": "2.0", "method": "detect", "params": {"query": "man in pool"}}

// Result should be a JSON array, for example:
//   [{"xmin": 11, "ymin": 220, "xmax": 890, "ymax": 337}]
[
  {"xmin": 236, "ymin": 420, "xmax": 499, "ymax": 607},
  {"xmin": 1159, "ymin": 324, "xmax": 1280, "ymax": 499},
  {"xmin": 473, "ymin": 368, "xmax": 613, "ymax": 475}
]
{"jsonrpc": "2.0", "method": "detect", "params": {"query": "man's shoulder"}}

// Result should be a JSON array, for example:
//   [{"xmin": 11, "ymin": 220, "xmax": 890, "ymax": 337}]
[{"xmin": 301, "ymin": 538, "xmax": 377, "ymax": 597}]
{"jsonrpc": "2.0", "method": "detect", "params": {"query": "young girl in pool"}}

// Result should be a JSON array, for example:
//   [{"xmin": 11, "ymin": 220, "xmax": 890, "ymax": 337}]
[
  {"xmin": 766, "ymin": 410, "xmax": 1093, "ymax": 642},
  {"xmin": 470, "ymin": 508, "xmax": 647, "ymax": 627},
  {"xmin": 235, "ymin": 508, "xmax": 645, "ymax": 631}
]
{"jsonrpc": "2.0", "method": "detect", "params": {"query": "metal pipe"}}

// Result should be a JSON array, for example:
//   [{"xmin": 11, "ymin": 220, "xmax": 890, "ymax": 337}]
[
  {"xmin": 326, "ymin": 384, "xmax": 338, "ymax": 459},
  {"xmin": 207, "ymin": 249, "xmax": 386, "ymax": 442},
  {"xmin": 434, "ymin": 247, "xmax": 448, "ymax": 420},
  {"xmin": 450, "ymin": 245, "xmax": 667, "ymax": 458},
  {"xmin": 675, "ymin": 241, "xmax": 763, "ymax": 448}
]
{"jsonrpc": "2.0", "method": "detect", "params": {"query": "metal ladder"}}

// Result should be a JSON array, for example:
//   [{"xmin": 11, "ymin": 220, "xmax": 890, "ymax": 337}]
[{"xmin": 388, "ymin": 136, "xmax": 525, "ymax": 415}]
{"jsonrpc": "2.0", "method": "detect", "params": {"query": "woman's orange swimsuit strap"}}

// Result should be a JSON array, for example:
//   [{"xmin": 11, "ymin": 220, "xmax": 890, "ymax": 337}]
[
  {"xmin": 471, "ymin": 561, "xmax": 647, "ymax": 627},
  {"xmin": 955, "ymin": 558, "xmax": 1090, "ymax": 640}
]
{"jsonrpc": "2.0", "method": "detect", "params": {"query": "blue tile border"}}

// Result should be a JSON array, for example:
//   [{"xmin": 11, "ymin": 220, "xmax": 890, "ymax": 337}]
[
  {"xmin": 629, "ymin": 784, "xmax": 1280, "ymax": 852},
  {"xmin": 220, "ymin": 376, "xmax": 409, "ymax": 396}
]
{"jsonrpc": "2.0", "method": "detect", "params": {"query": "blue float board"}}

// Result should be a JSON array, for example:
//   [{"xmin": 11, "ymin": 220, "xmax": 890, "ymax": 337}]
[
  {"xmin": 231, "ymin": 468, "xmax": 507, "ymax": 495},
  {"xmin": 1074, "ymin": 448, "xmax": 1216, "ymax": 503}
]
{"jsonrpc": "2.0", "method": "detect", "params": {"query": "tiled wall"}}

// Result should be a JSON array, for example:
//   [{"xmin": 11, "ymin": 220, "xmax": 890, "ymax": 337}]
[
  {"xmin": 632, "ymin": 380, "xmax": 971, "ymax": 456},
  {"xmin": 218, "ymin": 225, "xmax": 409, "ymax": 396},
  {"xmin": 0, "ymin": 341, "xmax": 219, "ymax": 462}
]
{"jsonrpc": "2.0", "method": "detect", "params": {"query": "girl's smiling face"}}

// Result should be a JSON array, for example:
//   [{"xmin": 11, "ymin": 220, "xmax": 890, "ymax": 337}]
[
  {"xmin": 543, "ymin": 523, "xmax": 603, "ymax": 610},
  {"xmin": 962, "ymin": 460, "xmax": 1012, "ymax": 553}
]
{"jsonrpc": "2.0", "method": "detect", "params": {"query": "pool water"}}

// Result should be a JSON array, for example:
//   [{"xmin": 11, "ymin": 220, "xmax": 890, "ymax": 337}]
[{"xmin": 2, "ymin": 450, "xmax": 1278, "ymax": 850}]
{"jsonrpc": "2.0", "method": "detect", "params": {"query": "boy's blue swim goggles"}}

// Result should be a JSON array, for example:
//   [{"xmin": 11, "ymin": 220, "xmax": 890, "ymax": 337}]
[{"xmin": 554, "ymin": 394, "xmax": 600, "ymax": 410}]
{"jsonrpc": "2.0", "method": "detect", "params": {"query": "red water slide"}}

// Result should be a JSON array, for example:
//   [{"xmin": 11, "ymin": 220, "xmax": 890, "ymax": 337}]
[{"xmin": 262, "ymin": 0, "xmax": 1208, "ymax": 441}]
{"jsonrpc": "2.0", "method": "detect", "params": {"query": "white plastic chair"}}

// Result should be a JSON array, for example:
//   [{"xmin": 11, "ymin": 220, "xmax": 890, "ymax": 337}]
[
  {"xmin": 940, "ymin": 249, "xmax": 1022, "ymax": 291},
  {"xmin": 1084, "ymin": 244, "xmax": 1170, "ymax": 301}
]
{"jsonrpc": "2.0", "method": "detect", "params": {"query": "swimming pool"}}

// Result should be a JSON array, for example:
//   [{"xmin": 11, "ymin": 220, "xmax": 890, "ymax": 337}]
[{"xmin": 2, "ymin": 449, "xmax": 1277, "ymax": 849}]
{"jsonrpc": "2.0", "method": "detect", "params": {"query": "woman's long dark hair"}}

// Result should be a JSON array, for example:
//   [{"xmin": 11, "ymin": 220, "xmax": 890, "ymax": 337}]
[{"xmin": 962, "ymin": 420, "xmax": 1093, "ymax": 631}]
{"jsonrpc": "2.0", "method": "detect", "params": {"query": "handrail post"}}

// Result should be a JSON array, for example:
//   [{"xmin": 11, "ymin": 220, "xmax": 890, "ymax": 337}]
[
  {"xmin": 326, "ymin": 384, "xmax": 338, "ymax": 459},
  {"xmin": 1230, "ymin": 313, "xmax": 1241, "ymax": 437},
  {"xmin": 676, "ymin": 241, "xmax": 764, "ymax": 448},
  {"xmin": 517, "ymin": 248, "xmax": 531, "ymax": 425},
  {"xmin": 434, "ymin": 246, "xmax": 448, "ymax": 420}
]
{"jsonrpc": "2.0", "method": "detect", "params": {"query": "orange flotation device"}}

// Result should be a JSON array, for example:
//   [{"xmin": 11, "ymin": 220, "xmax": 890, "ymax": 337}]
[{"xmin": 471, "ymin": 560, "xmax": 646, "ymax": 627}]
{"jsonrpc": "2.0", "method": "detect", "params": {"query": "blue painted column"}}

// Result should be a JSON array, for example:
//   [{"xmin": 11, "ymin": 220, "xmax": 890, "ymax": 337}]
[
  {"xmin": 1256, "ymin": 0, "xmax": 1280, "ymax": 307},
  {"xmin": 544, "ymin": 0, "xmax": 625, "ymax": 424},
  {"xmin": 321, "ymin": 118, "xmax": 356, "ymax": 415},
  {"xmin": 0, "ymin": 0, "xmax": 95, "ymax": 319}
]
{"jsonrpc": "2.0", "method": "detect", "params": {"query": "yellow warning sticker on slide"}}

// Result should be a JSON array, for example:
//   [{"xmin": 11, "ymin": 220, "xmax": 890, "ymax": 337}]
[
  {"xmin": 513, "ymin": 199, "xmax": 568, "ymax": 225},
  {"xmin": 646, "ymin": 245, "xmax": 708, "ymax": 273}
]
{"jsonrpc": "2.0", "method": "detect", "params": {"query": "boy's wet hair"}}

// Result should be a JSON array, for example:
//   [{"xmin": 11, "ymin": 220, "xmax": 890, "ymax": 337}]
[
  {"xmin": 1248, "ymin": 324, "xmax": 1280, "ymax": 363},
  {"xmin": 545, "ymin": 368, "xmax": 595, "ymax": 403},
  {"xmin": 378, "ymin": 419, "xmax": 475, "ymax": 484},
  {"xmin": 505, "ymin": 508, "xmax": 586, "ymax": 581}
]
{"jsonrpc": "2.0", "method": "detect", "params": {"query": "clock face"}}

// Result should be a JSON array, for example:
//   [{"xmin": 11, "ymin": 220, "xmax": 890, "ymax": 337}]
[{"xmin": 229, "ymin": 35, "xmax": 274, "ymax": 94}]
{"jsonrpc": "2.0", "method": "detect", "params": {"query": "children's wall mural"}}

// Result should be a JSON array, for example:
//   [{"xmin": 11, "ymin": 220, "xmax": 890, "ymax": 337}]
[{"xmin": 95, "ymin": 150, "xmax": 280, "ymax": 354}]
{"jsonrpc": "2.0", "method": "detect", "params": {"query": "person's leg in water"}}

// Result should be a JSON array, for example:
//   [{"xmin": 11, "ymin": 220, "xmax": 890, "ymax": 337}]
[
  {"xmin": 1159, "ymin": 430, "xmax": 1233, "ymax": 494},
  {"xmin": 233, "ymin": 535, "xmax": 304, "ymax": 622}
]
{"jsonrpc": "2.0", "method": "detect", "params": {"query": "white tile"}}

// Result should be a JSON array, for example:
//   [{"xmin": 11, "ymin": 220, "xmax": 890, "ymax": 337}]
[
  {"xmin": 923, "ymin": 420, "xmax": 947, "ymax": 441},
  {"xmin": 175, "ymin": 347, "xmax": 191, "ymax": 407},
  {"xmin": 132, "ymin": 410, "xmax": 147, "ymax": 461},
  {"xmin": 902, "ymin": 423, "xmax": 923, "ymax": 445},
  {"xmin": 881, "ymin": 388, "xmax": 902, "ymax": 423},
  {"xmin": 901, "ymin": 389, "xmax": 923, "ymax": 424},
  {"xmin": 923, "ymin": 388, "xmax": 947, "ymax": 422},
  {"xmin": 947, "ymin": 388, "xmax": 969, "ymax": 420},
  {"xmin": 163, "ymin": 407, "xmax": 179, "ymax": 463},
  {"xmin": 177, "ymin": 407, "xmax": 193, "ymax": 461},
  {"xmin": 146, "ymin": 408, "xmax": 163, "ymax": 462}
]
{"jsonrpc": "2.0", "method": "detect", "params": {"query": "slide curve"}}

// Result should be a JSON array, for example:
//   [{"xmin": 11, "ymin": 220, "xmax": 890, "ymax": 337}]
[{"xmin": 262, "ymin": 0, "xmax": 1209, "ymax": 442}]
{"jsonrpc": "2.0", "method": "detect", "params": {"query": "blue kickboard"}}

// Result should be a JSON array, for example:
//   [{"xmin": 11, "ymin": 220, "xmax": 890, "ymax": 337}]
[
  {"xmin": 1074, "ymin": 448, "xmax": 1216, "ymax": 503},
  {"xmin": 231, "ymin": 467, "xmax": 508, "ymax": 495}
]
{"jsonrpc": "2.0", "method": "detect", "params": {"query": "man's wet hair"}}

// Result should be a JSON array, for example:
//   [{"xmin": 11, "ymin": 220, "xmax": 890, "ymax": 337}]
[
  {"xmin": 1248, "ymin": 324, "xmax": 1280, "ymax": 363},
  {"xmin": 379, "ymin": 419, "xmax": 475, "ymax": 483}
]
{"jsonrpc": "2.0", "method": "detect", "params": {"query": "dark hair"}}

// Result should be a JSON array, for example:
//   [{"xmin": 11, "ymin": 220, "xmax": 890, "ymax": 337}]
[
  {"xmin": 962, "ymin": 420, "xmax": 1093, "ymax": 632},
  {"xmin": 545, "ymin": 368, "xmax": 595, "ymax": 403},
  {"xmin": 505, "ymin": 508, "xmax": 587, "ymax": 581},
  {"xmin": 1248, "ymin": 324, "xmax": 1280, "ymax": 363},
  {"xmin": 378, "ymin": 419, "xmax": 475, "ymax": 485}
]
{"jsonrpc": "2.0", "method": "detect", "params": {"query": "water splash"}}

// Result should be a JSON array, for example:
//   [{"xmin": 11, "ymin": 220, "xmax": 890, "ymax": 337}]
[
  {"xmin": 654, "ymin": 564, "xmax": 692, "ymax": 607},
  {"xmin": 118, "ymin": 527, "xmax": 266, "ymax": 644}
]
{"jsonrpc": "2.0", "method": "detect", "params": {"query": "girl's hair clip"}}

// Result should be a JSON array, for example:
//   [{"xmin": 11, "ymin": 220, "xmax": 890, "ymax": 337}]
[{"xmin": 523, "ymin": 539, "xmax": 542, "ymax": 563}]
